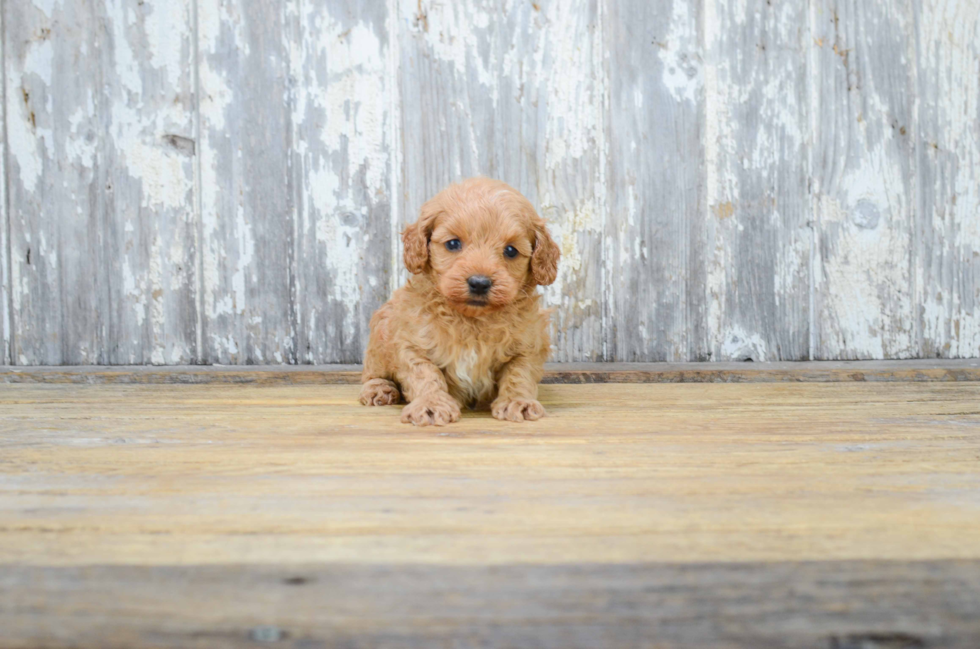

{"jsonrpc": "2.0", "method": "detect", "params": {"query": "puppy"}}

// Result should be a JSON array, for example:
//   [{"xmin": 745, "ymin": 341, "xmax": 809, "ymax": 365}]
[{"xmin": 359, "ymin": 177, "xmax": 560, "ymax": 426}]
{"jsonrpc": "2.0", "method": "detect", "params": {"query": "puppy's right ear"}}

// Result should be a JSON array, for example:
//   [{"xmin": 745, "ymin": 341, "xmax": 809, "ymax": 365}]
[{"xmin": 402, "ymin": 200, "xmax": 440, "ymax": 274}]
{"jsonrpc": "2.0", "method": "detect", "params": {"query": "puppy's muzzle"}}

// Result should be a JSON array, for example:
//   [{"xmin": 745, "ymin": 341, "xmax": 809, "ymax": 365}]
[{"xmin": 467, "ymin": 275, "xmax": 493, "ymax": 297}]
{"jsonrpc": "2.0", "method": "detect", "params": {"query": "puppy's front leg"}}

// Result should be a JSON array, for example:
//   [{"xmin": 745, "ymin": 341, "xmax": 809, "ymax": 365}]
[
  {"xmin": 398, "ymin": 356, "xmax": 461, "ymax": 427},
  {"xmin": 492, "ymin": 356, "xmax": 546, "ymax": 422}
]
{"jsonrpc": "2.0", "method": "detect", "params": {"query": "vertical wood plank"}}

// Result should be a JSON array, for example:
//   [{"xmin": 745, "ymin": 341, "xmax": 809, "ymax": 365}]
[
  {"xmin": 5, "ymin": 2, "xmax": 105, "ymax": 364},
  {"xmin": 397, "ymin": 0, "xmax": 604, "ymax": 361},
  {"xmin": 811, "ymin": 0, "xmax": 916, "ymax": 359},
  {"xmin": 703, "ymin": 0, "xmax": 811, "ymax": 361},
  {"xmin": 287, "ymin": 0, "xmax": 392, "ymax": 364},
  {"xmin": 496, "ymin": 0, "xmax": 604, "ymax": 361},
  {"xmin": 915, "ymin": 1, "xmax": 980, "ymax": 358},
  {"xmin": 604, "ymin": 0, "xmax": 706, "ymax": 361},
  {"xmin": 1, "ymin": 2, "xmax": 8, "ymax": 366},
  {"xmin": 5, "ymin": 1, "xmax": 198, "ymax": 366},
  {"xmin": 102, "ymin": 0, "xmax": 199, "ymax": 365},
  {"xmin": 198, "ymin": 0, "xmax": 295, "ymax": 364}
]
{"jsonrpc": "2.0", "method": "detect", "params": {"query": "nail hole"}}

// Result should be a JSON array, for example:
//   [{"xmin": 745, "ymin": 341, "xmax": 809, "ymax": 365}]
[
  {"xmin": 829, "ymin": 632, "xmax": 926, "ymax": 649},
  {"xmin": 249, "ymin": 626, "xmax": 288, "ymax": 643},
  {"xmin": 163, "ymin": 133, "xmax": 196, "ymax": 156}
]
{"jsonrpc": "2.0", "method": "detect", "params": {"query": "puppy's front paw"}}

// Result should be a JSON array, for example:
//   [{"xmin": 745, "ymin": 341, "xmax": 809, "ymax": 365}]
[
  {"xmin": 492, "ymin": 398, "xmax": 546, "ymax": 422},
  {"xmin": 360, "ymin": 378, "xmax": 401, "ymax": 406},
  {"xmin": 401, "ymin": 394, "xmax": 461, "ymax": 426}
]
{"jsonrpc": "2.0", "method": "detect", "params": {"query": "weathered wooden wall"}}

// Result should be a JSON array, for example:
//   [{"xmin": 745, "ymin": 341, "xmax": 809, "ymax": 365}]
[{"xmin": 3, "ymin": 0, "xmax": 978, "ymax": 365}]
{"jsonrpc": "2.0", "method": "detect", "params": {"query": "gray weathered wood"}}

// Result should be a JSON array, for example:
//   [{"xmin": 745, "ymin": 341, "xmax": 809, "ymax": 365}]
[
  {"xmin": 101, "ymin": 0, "xmax": 199, "ymax": 365},
  {"xmin": 811, "ymin": 0, "xmax": 917, "ymax": 359},
  {"xmin": 287, "ymin": 0, "xmax": 392, "ymax": 364},
  {"xmin": 397, "ymin": 0, "xmax": 604, "ymax": 361},
  {"xmin": 6, "ymin": 2, "xmax": 107, "ymax": 364},
  {"xmin": 2, "ymin": 561, "xmax": 979, "ymax": 648},
  {"xmin": 703, "ymin": 0, "xmax": 810, "ymax": 361},
  {"xmin": 1, "ymin": 4, "xmax": 8, "ymax": 367},
  {"xmin": 197, "ymin": 0, "xmax": 295, "ymax": 364},
  {"xmin": 915, "ymin": 1, "xmax": 980, "ymax": 359},
  {"xmin": 4, "ymin": 0, "xmax": 980, "ymax": 365},
  {"xmin": 5, "ymin": 1, "xmax": 198, "ymax": 366},
  {"xmin": 605, "ymin": 0, "xmax": 706, "ymax": 361}
]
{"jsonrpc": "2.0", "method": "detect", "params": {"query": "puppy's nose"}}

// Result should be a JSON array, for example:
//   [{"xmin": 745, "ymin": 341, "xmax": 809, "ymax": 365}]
[{"xmin": 467, "ymin": 275, "xmax": 493, "ymax": 295}]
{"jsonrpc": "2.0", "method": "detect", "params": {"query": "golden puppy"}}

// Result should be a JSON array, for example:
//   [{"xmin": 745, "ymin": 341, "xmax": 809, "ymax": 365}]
[{"xmin": 359, "ymin": 177, "xmax": 560, "ymax": 426}]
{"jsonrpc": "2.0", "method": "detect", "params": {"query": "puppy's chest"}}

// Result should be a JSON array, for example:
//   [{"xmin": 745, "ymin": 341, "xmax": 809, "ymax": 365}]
[{"xmin": 444, "ymin": 344, "xmax": 505, "ymax": 402}]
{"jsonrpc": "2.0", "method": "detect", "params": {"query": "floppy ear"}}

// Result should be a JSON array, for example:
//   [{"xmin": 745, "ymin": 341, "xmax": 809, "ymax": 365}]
[
  {"xmin": 530, "ymin": 216, "xmax": 560, "ymax": 286},
  {"xmin": 402, "ymin": 200, "xmax": 440, "ymax": 275}
]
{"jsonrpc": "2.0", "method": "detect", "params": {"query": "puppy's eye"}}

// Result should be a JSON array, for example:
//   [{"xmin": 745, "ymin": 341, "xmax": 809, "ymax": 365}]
[
  {"xmin": 445, "ymin": 239, "xmax": 462, "ymax": 251},
  {"xmin": 504, "ymin": 245, "xmax": 519, "ymax": 259}
]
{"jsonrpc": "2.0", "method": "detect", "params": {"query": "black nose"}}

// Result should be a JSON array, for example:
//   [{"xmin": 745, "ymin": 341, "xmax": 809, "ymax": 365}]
[{"xmin": 467, "ymin": 275, "xmax": 492, "ymax": 295}]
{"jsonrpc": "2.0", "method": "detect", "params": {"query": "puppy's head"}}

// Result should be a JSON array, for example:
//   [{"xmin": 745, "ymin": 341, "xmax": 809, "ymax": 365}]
[{"xmin": 403, "ymin": 177, "xmax": 559, "ymax": 316}]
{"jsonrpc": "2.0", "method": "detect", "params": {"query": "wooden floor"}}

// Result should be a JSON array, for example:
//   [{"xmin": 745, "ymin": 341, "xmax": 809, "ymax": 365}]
[{"xmin": 2, "ymin": 374, "xmax": 980, "ymax": 647}]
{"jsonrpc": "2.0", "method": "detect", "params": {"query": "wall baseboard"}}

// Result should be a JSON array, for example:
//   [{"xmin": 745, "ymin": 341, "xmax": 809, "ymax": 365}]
[{"xmin": 3, "ymin": 360, "xmax": 979, "ymax": 384}]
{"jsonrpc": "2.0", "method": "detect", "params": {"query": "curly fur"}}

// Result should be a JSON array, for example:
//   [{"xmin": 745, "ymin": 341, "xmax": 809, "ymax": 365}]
[{"xmin": 360, "ymin": 177, "xmax": 560, "ymax": 426}]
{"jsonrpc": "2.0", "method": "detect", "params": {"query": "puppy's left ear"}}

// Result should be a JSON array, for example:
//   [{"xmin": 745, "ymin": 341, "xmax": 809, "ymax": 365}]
[{"xmin": 530, "ymin": 216, "xmax": 560, "ymax": 286}]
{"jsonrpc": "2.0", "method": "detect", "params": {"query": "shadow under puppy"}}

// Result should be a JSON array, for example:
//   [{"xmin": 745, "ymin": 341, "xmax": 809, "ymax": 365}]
[{"xmin": 360, "ymin": 177, "xmax": 560, "ymax": 426}]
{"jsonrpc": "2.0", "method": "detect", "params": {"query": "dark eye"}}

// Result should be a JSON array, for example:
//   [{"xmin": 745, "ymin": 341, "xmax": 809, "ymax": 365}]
[
  {"xmin": 504, "ymin": 245, "xmax": 519, "ymax": 259},
  {"xmin": 445, "ymin": 239, "xmax": 462, "ymax": 251}
]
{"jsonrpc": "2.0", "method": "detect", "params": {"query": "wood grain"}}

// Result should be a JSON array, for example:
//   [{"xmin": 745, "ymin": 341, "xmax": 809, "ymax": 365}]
[
  {"xmin": 6, "ymin": 2, "xmax": 107, "ymax": 364},
  {"xmin": 604, "ymin": 0, "xmax": 706, "ymax": 362},
  {"xmin": 2, "ymin": 381, "xmax": 979, "ymax": 566},
  {"xmin": 811, "ymin": 0, "xmax": 917, "ymax": 360},
  {"xmin": 2, "ymin": 561, "xmax": 978, "ymax": 648},
  {"xmin": 915, "ymin": 1, "xmax": 980, "ymax": 359},
  {"xmin": 704, "ymin": 0, "xmax": 811, "ymax": 361},
  {"xmin": 287, "ymin": 1, "xmax": 393, "ymax": 364},
  {"xmin": 5, "ymin": 1, "xmax": 199, "ymax": 365},
  {"xmin": 101, "ymin": 0, "xmax": 199, "ymax": 366},
  {"xmin": 1, "ymin": 3, "xmax": 8, "ymax": 368},
  {"xmin": 1, "ymin": 380, "xmax": 979, "ymax": 645},
  {"xmin": 197, "ymin": 0, "xmax": 295, "ymax": 364}
]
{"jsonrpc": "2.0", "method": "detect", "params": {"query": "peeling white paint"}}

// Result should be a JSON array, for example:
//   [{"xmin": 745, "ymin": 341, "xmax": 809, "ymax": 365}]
[
  {"xmin": 107, "ymin": 1, "xmax": 194, "ymax": 212},
  {"xmin": 144, "ymin": 0, "xmax": 187, "ymax": 86},
  {"xmin": 408, "ymin": 0, "xmax": 496, "ymax": 92},
  {"xmin": 0, "ymin": 0, "xmax": 7, "ymax": 361},
  {"xmin": 540, "ymin": 2, "xmax": 598, "ymax": 173},
  {"xmin": 22, "ymin": 35, "xmax": 54, "ymax": 85},
  {"xmin": 704, "ymin": 0, "xmax": 737, "ymax": 358},
  {"xmin": 916, "ymin": 0, "xmax": 980, "ymax": 358},
  {"xmin": 31, "ymin": 0, "xmax": 63, "ymax": 18},
  {"xmin": 8, "ymin": 44, "xmax": 52, "ymax": 194},
  {"xmin": 720, "ymin": 325, "xmax": 768, "ymax": 361},
  {"xmin": 198, "ymin": 0, "xmax": 238, "ymax": 344},
  {"xmin": 6, "ymin": 0, "xmax": 980, "ymax": 365},
  {"xmin": 812, "ymin": 0, "xmax": 916, "ymax": 360},
  {"xmin": 231, "ymin": 209, "xmax": 254, "ymax": 316},
  {"xmin": 292, "ymin": 3, "xmax": 391, "ymax": 352},
  {"xmin": 64, "ymin": 107, "xmax": 97, "ymax": 169},
  {"xmin": 386, "ymin": 0, "xmax": 404, "ymax": 294},
  {"xmin": 658, "ymin": 0, "xmax": 701, "ymax": 103}
]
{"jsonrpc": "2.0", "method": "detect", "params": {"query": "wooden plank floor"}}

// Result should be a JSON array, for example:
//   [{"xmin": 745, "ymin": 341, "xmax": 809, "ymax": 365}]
[{"xmin": 2, "ymin": 378, "xmax": 980, "ymax": 647}]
